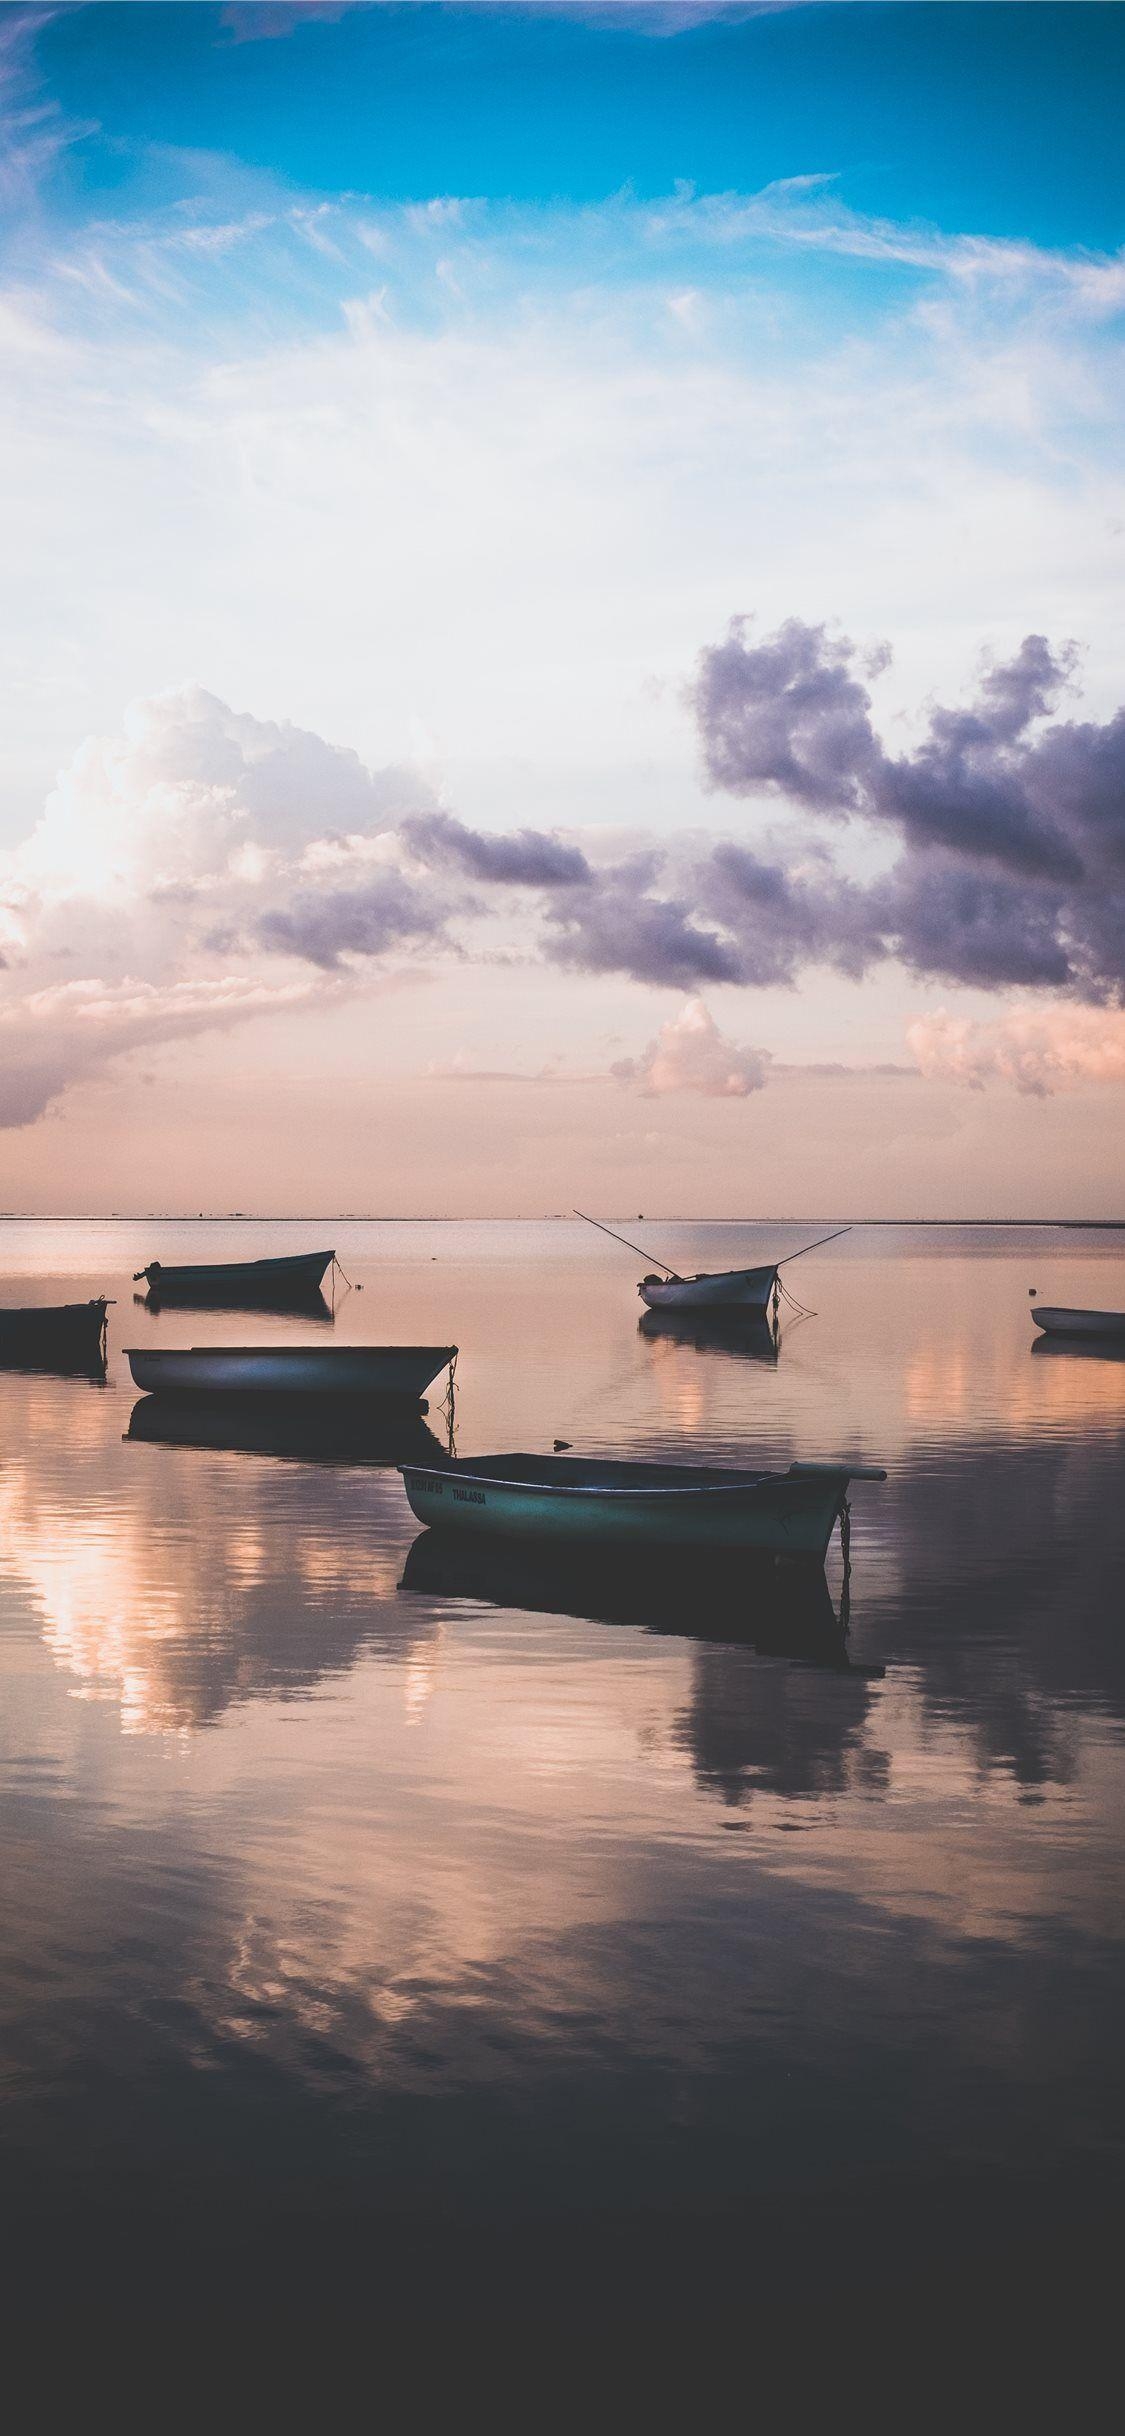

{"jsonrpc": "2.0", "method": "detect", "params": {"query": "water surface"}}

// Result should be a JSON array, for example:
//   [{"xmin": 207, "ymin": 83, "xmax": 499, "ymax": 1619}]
[{"xmin": 1, "ymin": 1219, "xmax": 1122, "ymax": 2321}]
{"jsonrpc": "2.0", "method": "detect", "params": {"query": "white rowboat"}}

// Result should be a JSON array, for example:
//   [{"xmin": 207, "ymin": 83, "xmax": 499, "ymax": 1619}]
[
  {"xmin": 572, "ymin": 1212, "xmax": 849, "ymax": 1316},
  {"xmin": 639, "ymin": 1262, "xmax": 779, "ymax": 1313},
  {"xmin": 1031, "ymin": 1306, "xmax": 1125, "ymax": 1340},
  {"xmin": 399, "ymin": 1451, "xmax": 885, "ymax": 1558},
  {"xmin": 125, "ymin": 1345, "xmax": 456, "ymax": 1399}
]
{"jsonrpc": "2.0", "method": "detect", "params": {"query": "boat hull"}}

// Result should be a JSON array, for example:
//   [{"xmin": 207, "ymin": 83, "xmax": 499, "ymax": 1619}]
[
  {"xmin": 125, "ymin": 1344, "xmax": 456, "ymax": 1399},
  {"xmin": 137, "ymin": 1250, "xmax": 334, "ymax": 1302},
  {"xmin": 1031, "ymin": 1306, "xmax": 1125, "ymax": 1340},
  {"xmin": 639, "ymin": 1264, "xmax": 778, "ymax": 1313},
  {"xmin": 400, "ymin": 1453, "xmax": 870, "ymax": 1558},
  {"xmin": 0, "ymin": 1300, "xmax": 109, "ymax": 1369}
]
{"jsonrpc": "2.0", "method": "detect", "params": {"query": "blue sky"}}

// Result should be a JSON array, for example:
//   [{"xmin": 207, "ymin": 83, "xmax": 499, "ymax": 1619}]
[
  {"xmin": 35, "ymin": 5, "xmax": 1125, "ymax": 248},
  {"xmin": 1, "ymin": 2, "xmax": 1124, "ymax": 1214}
]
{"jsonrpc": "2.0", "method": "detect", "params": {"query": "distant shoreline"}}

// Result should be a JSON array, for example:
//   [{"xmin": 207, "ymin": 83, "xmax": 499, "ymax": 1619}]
[{"xmin": 0, "ymin": 1215, "xmax": 1121, "ymax": 1229}]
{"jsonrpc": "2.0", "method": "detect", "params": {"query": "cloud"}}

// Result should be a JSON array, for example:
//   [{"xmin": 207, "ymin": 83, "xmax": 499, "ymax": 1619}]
[
  {"xmin": 907, "ymin": 1005, "xmax": 1125, "ymax": 1097},
  {"xmin": 219, "ymin": 4, "xmax": 360, "ymax": 42},
  {"xmin": 254, "ymin": 872, "xmax": 447, "ymax": 968},
  {"xmin": 612, "ymin": 998, "xmax": 769, "ymax": 1096},
  {"xmin": 0, "ymin": 6, "xmax": 84, "ymax": 210},
  {"xmin": 0, "ymin": 686, "xmax": 440, "ymax": 1123},
  {"xmin": 650, "ymin": 182, "xmax": 1125, "ymax": 315},
  {"xmin": 543, "ymin": 854, "xmax": 745, "ymax": 988},
  {"xmin": 404, "ymin": 809, "xmax": 592, "ymax": 887},
  {"xmin": 5, "ymin": 625, "xmax": 1125, "ymax": 1133},
  {"xmin": 693, "ymin": 618, "xmax": 882, "ymax": 814},
  {"xmin": 0, "ymin": 970, "xmax": 333, "ymax": 1128},
  {"xmin": 692, "ymin": 616, "xmax": 1125, "ymax": 999}
]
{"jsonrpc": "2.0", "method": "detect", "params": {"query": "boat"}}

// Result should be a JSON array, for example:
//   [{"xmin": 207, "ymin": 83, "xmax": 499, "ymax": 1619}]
[
  {"xmin": 128, "ymin": 1394, "xmax": 450, "ymax": 1466},
  {"xmin": 125, "ymin": 1344, "xmax": 457, "ymax": 1400},
  {"xmin": 639, "ymin": 1307, "xmax": 780, "ymax": 1361},
  {"xmin": 1031, "ymin": 1305, "xmax": 1125, "ymax": 1341},
  {"xmin": 639, "ymin": 1262, "xmax": 780, "ymax": 1314},
  {"xmin": 573, "ymin": 1211, "xmax": 849, "ymax": 1315},
  {"xmin": 398, "ymin": 1450, "xmax": 885, "ymax": 1558},
  {"xmin": 400, "ymin": 1533, "xmax": 881, "ymax": 1673},
  {"xmin": 132, "ymin": 1248, "xmax": 335, "ymax": 1304},
  {"xmin": 0, "ymin": 1299, "xmax": 110, "ymax": 1370}
]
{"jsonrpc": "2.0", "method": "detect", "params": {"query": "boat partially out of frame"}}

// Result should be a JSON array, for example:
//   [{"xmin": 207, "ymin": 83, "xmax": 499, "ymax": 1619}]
[
  {"xmin": 399, "ymin": 1451, "xmax": 885, "ymax": 1560},
  {"xmin": 0, "ymin": 1299, "xmax": 110, "ymax": 1371},
  {"xmin": 1031, "ymin": 1305, "xmax": 1125, "ymax": 1341},
  {"xmin": 125, "ymin": 1344, "xmax": 457, "ymax": 1401},
  {"xmin": 133, "ymin": 1248, "xmax": 335, "ymax": 1305}
]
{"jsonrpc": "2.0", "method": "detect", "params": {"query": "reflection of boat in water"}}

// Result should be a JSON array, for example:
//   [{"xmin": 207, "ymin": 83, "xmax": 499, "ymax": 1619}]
[
  {"xmin": 1032, "ymin": 1331, "xmax": 1125, "ymax": 1364},
  {"xmin": 1031, "ymin": 1305, "xmax": 1125, "ymax": 1342},
  {"xmin": 0, "ymin": 1299, "xmax": 109, "ymax": 1373},
  {"xmin": 639, "ymin": 1307, "xmax": 780, "ymax": 1362},
  {"xmin": 132, "ymin": 1248, "xmax": 335, "ymax": 1303},
  {"xmin": 127, "ymin": 1394, "xmax": 450, "ymax": 1466},
  {"xmin": 140, "ymin": 1284, "xmax": 333, "ymax": 1322},
  {"xmin": 125, "ymin": 1343, "xmax": 457, "ymax": 1400},
  {"xmin": 401, "ymin": 1532, "xmax": 880, "ymax": 1672},
  {"xmin": 400, "ymin": 1451, "xmax": 885, "ymax": 1558}
]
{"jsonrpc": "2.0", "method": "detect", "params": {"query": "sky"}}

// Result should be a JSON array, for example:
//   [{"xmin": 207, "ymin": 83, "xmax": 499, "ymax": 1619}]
[{"xmin": 0, "ymin": 0, "xmax": 1123, "ymax": 1216}]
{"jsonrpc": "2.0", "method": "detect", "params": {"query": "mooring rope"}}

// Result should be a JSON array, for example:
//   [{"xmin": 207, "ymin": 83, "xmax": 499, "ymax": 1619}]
[
  {"xmin": 777, "ymin": 1274, "xmax": 818, "ymax": 1320},
  {"xmin": 838, "ymin": 1495, "xmax": 852, "ymax": 1637},
  {"xmin": 441, "ymin": 1350, "xmax": 458, "ymax": 1455}
]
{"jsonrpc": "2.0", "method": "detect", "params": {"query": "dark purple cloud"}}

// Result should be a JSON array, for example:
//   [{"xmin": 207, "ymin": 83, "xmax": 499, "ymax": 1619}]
[
  {"xmin": 686, "ymin": 613, "xmax": 1125, "ymax": 1002},
  {"xmin": 694, "ymin": 617, "xmax": 880, "ymax": 814},
  {"xmin": 542, "ymin": 854, "xmax": 745, "ymax": 989},
  {"xmin": 255, "ymin": 872, "xmax": 445, "ymax": 969},
  {"xmin": 404, "ymin": 810, "xmax": 592, "ymax": 887},
  {"xmin": 692, "ymin": 615, "xmax": 1121, "ymax": 885}
]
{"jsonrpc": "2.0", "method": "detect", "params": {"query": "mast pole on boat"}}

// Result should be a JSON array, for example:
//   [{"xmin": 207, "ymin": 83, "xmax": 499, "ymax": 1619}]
[{"xmin": 572, "ymin": 1210, "xmax": 679, "ymax": 1277}]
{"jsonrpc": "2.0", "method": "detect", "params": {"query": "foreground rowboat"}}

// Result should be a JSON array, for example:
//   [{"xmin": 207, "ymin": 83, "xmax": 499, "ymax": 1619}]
[
  {"xmin": 126, "ymin": 1344, "xmax": 456, "ymax": 1399},
  {"xmin": 0, "ymin": 1299, "xmax": 109, "ymax": 1369},
  {"xmin": 1031, "ymin": 1305, "xmax": 1125, "ymax": 1340},
  {"xmin": 399, "ymin": 1451, "xmax": 885, "ymax": 1558},
  {"xmin": 133, "ymin": 1249, "xmax": 335, "ymax": 1303}
]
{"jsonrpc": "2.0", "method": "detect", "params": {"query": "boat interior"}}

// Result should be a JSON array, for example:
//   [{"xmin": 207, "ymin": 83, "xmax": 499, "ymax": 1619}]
[{"xmin": 414, "ymin": 1451, "xmax": 790, "ymax": 1490}]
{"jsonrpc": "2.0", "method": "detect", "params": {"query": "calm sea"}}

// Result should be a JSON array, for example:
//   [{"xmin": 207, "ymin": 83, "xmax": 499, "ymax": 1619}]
[{"xmin": 1, "ymin": 1219, "xmax": 1122, "ymax": 2329}]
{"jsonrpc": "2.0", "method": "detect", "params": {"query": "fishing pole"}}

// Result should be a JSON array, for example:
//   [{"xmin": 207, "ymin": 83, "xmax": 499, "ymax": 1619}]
[
  {"xmin": 572, "ymin": 1210, "xmax": 680, "ymax": 1276},
  {"xmin": 776, "ymin": 1227, "xmax": 851, "ymax": 1267}
]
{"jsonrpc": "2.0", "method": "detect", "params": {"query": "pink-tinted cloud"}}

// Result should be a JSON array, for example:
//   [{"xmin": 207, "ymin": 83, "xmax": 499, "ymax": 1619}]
[
  {"xmin": 907, "ymin": 1005, "xmax": 1125, "ymax": 1096},
  {"xmin": 612, "ymin": 998, "xmax": 770, "ymax": 1096}
]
